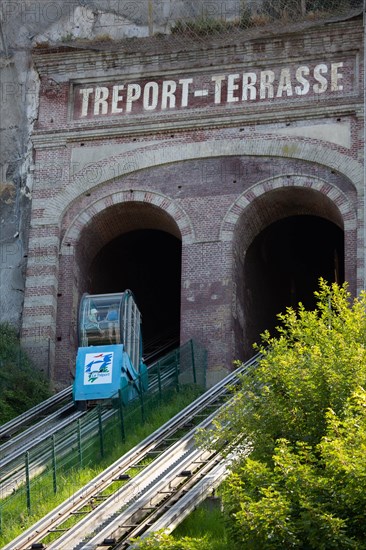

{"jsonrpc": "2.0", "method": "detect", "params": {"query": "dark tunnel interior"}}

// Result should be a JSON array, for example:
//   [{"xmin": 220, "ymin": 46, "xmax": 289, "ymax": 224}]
[
  {"xmin": 244, "ymin": 215, "xmax": 344, "ymax": 349},
  {"xmin": 89, "ymin": 229, "xmax": 182, "ymax": 356}
]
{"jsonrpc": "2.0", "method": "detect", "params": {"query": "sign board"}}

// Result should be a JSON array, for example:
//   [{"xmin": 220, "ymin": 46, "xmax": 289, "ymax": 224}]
[
  {"xmin": 71, "ymin": 59, "xmax": 354, "ymax": 121},
  {"xmin": 83, "ymin": 351, "xmax": 113, "ymax": 385}
]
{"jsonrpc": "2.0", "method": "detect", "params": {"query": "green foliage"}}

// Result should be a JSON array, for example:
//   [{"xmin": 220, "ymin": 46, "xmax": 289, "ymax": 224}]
[
  {"xmin": 173, "ymin": 502, "xmax": 227, "ymax": 542},
  {"xmin": 0, "ymin": 323, "xmax": 51, "ymax": 424},
  {"xmin": 205, "ymin": 281, "xmax": 366, "ymax": 548},
  {"xmin": 206, "ymin": 281, "xmax": 366, "ymax": 459},
  {"xmin": 131, "ymin": 531, "xmax": 214, "ymax": 549},
  {"xmin": 221, "ymin": 388, "xmax": 366, "ymax": 548},
  {"xmin": 132, "ymin": 499, "xmax": 228, "ymax": 549}
]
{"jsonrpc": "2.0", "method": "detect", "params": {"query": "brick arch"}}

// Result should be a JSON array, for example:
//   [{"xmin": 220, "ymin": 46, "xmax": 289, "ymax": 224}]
[
  {"xmin": 60, "ymin": 189, "xmax": 195, "ymax": 254},
  {"xmin": 37, "ymin": 138, "xmax": 362, "ymax": 224},
  {"xmin": 227, "ymin": 175, "xmax": 358, "ymax": 363},
  {"xmin": 53, "ymin": 189, "xmax": 193, "ymax": 383},
  {"xmin": 220, "ymin": 174, "xmax": 357, "ymax": 244}
]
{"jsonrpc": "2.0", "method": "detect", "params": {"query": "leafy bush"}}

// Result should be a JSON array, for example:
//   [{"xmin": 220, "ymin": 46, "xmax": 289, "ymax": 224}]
[
  {"xmin": 0, "ymin": 323, "xmax": 51, "ymax": 424},
  {"xmin": 131, "ymin": 531, "xmax": 214, "ymax": 549},
  {"xmin": 221, "ymin": 389, "xmax": 366, "ymax": 548},
  {"xmin": 206, "ymin": 281, "xmax": 366, "ymax": 548}
]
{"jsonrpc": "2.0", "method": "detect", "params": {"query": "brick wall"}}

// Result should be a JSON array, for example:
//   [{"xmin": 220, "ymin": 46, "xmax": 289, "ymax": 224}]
[{"xmin": 21, "ymin": 18, "xmax": 364, "ymax": 386}]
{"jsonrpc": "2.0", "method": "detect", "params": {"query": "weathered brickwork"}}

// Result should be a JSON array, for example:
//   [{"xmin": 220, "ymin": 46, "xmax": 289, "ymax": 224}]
[{"xmin": 21, "ymin": 18, "xmax": 364, "ymax": 386}]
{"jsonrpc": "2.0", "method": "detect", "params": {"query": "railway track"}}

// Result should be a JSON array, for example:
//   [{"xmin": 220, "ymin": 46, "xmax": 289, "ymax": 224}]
[
  {"xmin": 0, "ymin": 406, "xmax": 118, "ymax": 500},
  {"xmin": 0, "ymin": 386, "xmax": 73, "ymax": 442},
  {"xmin": 136, "ymin": 450, "xmax": 238, "ymax": 544},
  {"xmin": 0, "ymin": 402, "xmax": 82, "ymax": 466},
  {"xmin": 0, "ymin": 388, "xmax": 83, "ymax": 498},
  {"xmin": 0, "ymin": 342, "xmax": 179, "ymax": 499},
  {"xmin": 77, "ymin": 413, "xmax": 232, "ymax": 550},
  {"xmin": 143, "ymin": 332, "xmax": 180, "ymax": 364},
  {"xmin": 3, "ymin": 354, "xmax": 258, "ymax": 550}
]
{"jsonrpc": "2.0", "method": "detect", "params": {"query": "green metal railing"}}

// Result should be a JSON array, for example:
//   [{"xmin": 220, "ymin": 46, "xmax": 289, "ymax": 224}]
[{"xmin": 0, "ymin": 340, "xmax": 206, "ymax": 534}]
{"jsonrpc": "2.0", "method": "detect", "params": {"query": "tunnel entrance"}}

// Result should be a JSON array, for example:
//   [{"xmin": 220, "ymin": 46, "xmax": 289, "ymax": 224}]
[
  {"xmin": 232, "ymin": 186, "xmax": 347, "ymax": 361},
  {"xmin": 243, "ymin": 215, "xmax": 344, "ymax": 352},
  {"xmin": 89, "ymin": 229, "xmax": 182, "ymax": 359},
  {"xmin": 73, "ymin": 201, "xmax": 183, "ymax": 363}
]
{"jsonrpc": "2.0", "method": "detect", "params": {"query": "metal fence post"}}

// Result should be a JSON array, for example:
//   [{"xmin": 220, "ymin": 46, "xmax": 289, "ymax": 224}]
[
  {"xmin": 118, "ymin": 390, "xmax": 126, "ymax": 443},
  {"xmin": 25, "ymin": 451, "xmax": 31, "ymax": 514},
  {"xmin": 190, "ymin": 340, "xmax": 197, "ymax": 384},
  {"xmin": 203, "ymin": 348, "xmax": 207, "ymax": 388},
  {"xmin": 139, "ymin": 375, "xmax": 145, "ymax": 423},
  {"xmin": 98, "ymin": 405, "xmax": 104, "ymax": 458},
  {"xmin": 175, "ymin": 349, "xmax": 180, "ymax": 392},
  {"xmin": 52, "ymin": 435, "xmax": 57, "ymax": 494},
  {"xmin": 77, "ymin": 419, "xmax": 83, "ymax": 468},
  {"xmin": 157, "ymin": 360, "xmax": 162, "ymax": 400}
]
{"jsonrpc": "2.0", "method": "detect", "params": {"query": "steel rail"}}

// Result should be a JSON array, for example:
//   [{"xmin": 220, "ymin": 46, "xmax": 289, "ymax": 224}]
[
  {"xmin": 136, "ymin": 445, "xmax": 252, "ymax": 547},
  {"xmin": 0, "ymin": 339, "xmax": 174, "ymax": 444},
  {"xmin": 2, "ymin": 356, "xmax": 258, "ymax": 550},
  {"xmin": 2, "ymin": 355, "xmax": 259, "ymax": 550},
  {"xmin": 0, "ymin": 362, "xmax": 179, "ymax": 485},
  {"xmin": 0, "ymin": 373, "xmax": 173, "ymax": 499},
  {"xmin": 114, "ymin": 450, "xmax": 232, "ymax": 549},
  {"xmin": 0, "ymin": 403, "xmax": 82, "ymax": 465},
  {"xmin": 82, "ymin": 448, "xmax": 222, "ymax": 550},
  {"xmin": 48, "ymin": 406, "xmax": 227, "ymax": 550},
  {"xmin": 0, "ymin": 406, "xmax": 116, "ymax": 499},
  {"xmin": 0, "ymin": 386, "xmax": 72, "ymax": 440},
  {"xmin": 2, "ymin": 391, "xmax": 228, "ymax": 549},
  {"xmin": 131, "ymin": 453, "xmax": 237, "ymax": 548}
]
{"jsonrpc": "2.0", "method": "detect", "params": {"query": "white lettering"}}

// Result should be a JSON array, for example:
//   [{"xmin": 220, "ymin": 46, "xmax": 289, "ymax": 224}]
[
  {"xmin": 143, "ymin": 82, "xmax": 159, "ymax": 111},
  {"xmin": 79, "ymin": 88, "xmax": 94, "ymax": 117},
  {"xmin": 75, "ymin": 60, "xmax": 348, "ymax": 119},
  {"xmin": 179, "ymin": 78, "xmax": 193, "ymax": 107},
  {"xmin": 126, "ymin": 83, "xmax": 141, "ymax": 112},
  {"xmin": 161, "ymin": 80, "xmax": 177, "ymax": 110},
  {"xmin": 276, "ymin": 68, "xmax": 293, "ymax": 97},
  {"xmin": 94, "ymin": 87, "xmax": 109, "ymax": 115},
  {"xmin": 331, "ymin": 62, "xmax": 343, "ymax": 91},
  {"xmin": 227, "ymin": 74, "xmax": 240, "ymax": 103},
  {"xmin": 211, "ymin": 75, "xmax": 226, "ymax": 104},
  {"xmin": 242, "ymin": 73, "xmax": 257, "ymax": 100},
  {"xmin": 295, "ymin": 66, "xmax": 310, "ymax": 96},
  {"xmin": 313, "ymin": 64, "xmax": 328, "ymax": 94},
  {"xmin": 260, "ymin": 71, "xmax": 275, "ymax": 99},
  {"xmin": 111, "ymin": 84, "xmax": 124, "ymax": 113}
]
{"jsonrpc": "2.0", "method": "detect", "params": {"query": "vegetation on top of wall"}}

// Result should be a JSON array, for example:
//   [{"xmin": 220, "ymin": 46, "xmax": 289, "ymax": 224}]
[
  {"xmin": 170, "ymin": 10, "xmax": 253, "ymax": 36},
  {"xmin": 170, "ymin": 1, "xmax": 360, "ymax": 36},
  {"xmin": 0, "ymin": 323, "xmax": 52, "ymax": 424}
]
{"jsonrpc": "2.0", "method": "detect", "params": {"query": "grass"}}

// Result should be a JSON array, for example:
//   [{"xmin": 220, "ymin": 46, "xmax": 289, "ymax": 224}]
[
  {"xmin": 173, "ymin": 499, "xmax": 228, "ymax": 549},
  {"xmin": 0, "ymin": 385, "xmax": 203, "ymax": 547},
  {"xmin": 130, "ymin": 499, "xmax": 229, "ymax": 549},
  {"xmin": 0, "ymin": 323, "xmax": 52, "ymax": 424}
]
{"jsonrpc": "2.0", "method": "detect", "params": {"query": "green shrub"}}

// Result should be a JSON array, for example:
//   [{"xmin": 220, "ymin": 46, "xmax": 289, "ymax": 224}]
[{"xmin": 0, "ymin": 323, "xmax": 51, "ymax": 424}]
